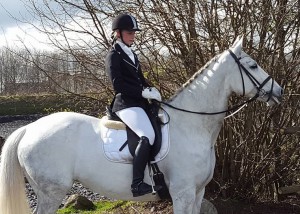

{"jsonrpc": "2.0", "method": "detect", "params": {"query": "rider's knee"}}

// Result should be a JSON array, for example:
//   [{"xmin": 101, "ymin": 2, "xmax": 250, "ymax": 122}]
[
  {"xmin": 145, "ymin": 128, "xmax": 155, "ymax": 146},
  {"xmin": 140, "ymin": 128, "xmax": 154, "ymax": 146}
]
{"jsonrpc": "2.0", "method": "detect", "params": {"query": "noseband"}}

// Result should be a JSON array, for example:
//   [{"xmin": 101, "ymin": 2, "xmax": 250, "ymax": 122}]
[
  {"xmin": 228, "ymin": 50, "xmax": 274, "ymax": 102},
  {"xmin": 158, "ymin": 49, "xmax": 275, "ymax": 116}
]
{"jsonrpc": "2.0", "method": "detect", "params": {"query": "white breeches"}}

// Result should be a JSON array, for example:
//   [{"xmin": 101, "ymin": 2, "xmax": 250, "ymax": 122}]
[{"xmin": 116, "ymin": 107, "xmax": 155, "ymax": 145}]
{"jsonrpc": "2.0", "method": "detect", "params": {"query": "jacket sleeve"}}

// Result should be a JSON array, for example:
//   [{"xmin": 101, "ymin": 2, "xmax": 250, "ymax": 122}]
[
  {"xmin": 138, "ymin": 65, "xmax": 151, "ymax": 88},
  {"xmin": 106, "ymin": 51, "xmax": 143, "ymax": 98}
]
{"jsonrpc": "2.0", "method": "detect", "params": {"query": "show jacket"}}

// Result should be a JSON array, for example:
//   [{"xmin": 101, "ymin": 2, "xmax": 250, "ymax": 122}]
[{"xmin": 105, "ymin": 43, "xmax": 151, "ymax": 112}]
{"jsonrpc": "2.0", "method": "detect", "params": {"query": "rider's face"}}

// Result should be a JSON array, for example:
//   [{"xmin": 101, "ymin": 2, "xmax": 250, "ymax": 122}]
[{"xmin": 117, "ymin": 30, "xmax": 136, "ymax": 46}]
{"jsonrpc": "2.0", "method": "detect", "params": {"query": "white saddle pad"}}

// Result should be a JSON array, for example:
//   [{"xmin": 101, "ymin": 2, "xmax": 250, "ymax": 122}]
[{"xmin": 100, "ymin": 112, "xmax": 170, "ymax": 164}]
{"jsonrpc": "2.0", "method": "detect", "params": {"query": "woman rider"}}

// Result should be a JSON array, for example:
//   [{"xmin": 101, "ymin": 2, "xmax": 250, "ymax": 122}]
[{"xmin": 105, "ymin": 13, "xmax": 162, "ymax": 197}]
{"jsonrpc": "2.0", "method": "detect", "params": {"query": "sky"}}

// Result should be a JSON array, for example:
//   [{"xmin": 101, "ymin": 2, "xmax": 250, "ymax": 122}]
[
  {"xmin": 0, "ymin": 0, "xmax": 28, "ymax": 29},
  {"xmin": 0, "ymin": 0, "xmax": 54, "ymax": 50},
  {"xmin": 0, "ymin": 0, "xmax": 113, "ymax": 51}
]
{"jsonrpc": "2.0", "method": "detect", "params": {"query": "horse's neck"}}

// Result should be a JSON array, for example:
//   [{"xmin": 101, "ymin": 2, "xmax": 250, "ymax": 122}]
[{"xmin": 168, "ymin": 57, "xmax": 231, "ymax": 132}]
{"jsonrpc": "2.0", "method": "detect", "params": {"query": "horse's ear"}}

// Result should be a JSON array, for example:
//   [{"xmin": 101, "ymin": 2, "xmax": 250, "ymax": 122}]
[
  {"xmin": 231, "ymin": 36, "xmax": 244, "ymax": 57},
  {"xmin": 232, "ymin": 36, "xmax": 240, "ymax": 47}
]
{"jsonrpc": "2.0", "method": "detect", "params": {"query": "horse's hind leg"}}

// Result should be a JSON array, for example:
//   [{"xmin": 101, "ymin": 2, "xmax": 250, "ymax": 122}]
[
  {"xmin": 33, "ymin": 193, "xmax": 65, "ymax": 214},
  {"xmin": 27, "ymin": 175, "xmax": 72, "ymax": 214}
]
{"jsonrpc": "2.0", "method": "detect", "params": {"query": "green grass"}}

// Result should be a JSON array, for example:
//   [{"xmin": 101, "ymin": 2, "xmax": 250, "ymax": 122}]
[{"xmin": 57, "ymin": 200, "xmax": 132, "ymax": 214}]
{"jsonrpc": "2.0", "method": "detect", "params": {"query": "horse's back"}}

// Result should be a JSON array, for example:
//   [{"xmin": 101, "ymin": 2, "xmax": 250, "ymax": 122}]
[
  {"xmin": 31, "ymin": 112, "xmax": 101, "ymax": 129},
  {"xmin": 19, "ymin": 111, "xmax": 102, "ymax": 154},
  {"xmin": 17, "ymin": 112, "xmax": 102, "ymax": 186},
  {"xmin": 26, "ymin": 112, "xmax": 101, "ymax": 137}
]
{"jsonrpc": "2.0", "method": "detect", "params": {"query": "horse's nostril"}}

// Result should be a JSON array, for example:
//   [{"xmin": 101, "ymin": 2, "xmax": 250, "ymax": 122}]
[{"xmin": 280, "ymin": 88, "xmax": 284, "ymax": 95}]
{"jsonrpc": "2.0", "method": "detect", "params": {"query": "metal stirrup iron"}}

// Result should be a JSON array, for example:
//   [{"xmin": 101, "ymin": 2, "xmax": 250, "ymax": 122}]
[{"xmin": 148, "ymin": 163, "xmax": 157, "ymax": 195}]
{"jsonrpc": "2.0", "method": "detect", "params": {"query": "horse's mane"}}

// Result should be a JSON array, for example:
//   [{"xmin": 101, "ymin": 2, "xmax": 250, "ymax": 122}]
[{"xmin": 169, "ymin": 54, "xmax": 221, "ymax": 101}]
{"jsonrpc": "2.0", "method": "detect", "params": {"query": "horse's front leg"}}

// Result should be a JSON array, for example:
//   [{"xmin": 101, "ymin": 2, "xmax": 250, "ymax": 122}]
[
  {"xmin": 171, "ymin": 185, "xmax": 197, "ymax": 214},
  {"xmin": 193, "ymin": 188, "xmax": 205, "ymax": 214},
  {"xmin": 194, "ymin": 188, "xmax": 218, "ymax": 214}
]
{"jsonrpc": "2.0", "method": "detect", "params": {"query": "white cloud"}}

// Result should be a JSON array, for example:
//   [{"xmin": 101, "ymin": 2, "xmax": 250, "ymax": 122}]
[
  {"xmin": 0, "ymin": 1, "xmax": 111, "ymax": 51},
  {"xmin": 0, "ymin": 24, "xmax": 55, "ymax": 50},
  {"xmin": 0, "ymin": 0, "xmax": 56, "ymax": 51}
]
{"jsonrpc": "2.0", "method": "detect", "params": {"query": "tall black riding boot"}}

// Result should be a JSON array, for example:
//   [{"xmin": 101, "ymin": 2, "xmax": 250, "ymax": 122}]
[{"xmin": 131, "ymin": 136, "xmax": 162, "ymax": 197}]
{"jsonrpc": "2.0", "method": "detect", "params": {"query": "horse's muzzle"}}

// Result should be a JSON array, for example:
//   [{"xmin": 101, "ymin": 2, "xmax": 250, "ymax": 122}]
[{"xmin": 267, "ymin": 87, "xmax": 284, "ymax": 106}]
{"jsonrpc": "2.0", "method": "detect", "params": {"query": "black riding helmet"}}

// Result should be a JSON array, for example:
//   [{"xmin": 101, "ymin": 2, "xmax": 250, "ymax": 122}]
[{"xmin": 112, "ymin": 13, "xmax": 141, "ymax": 32}]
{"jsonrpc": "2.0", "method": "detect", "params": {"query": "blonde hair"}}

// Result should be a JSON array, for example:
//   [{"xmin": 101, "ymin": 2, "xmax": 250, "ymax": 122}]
[{"xmin": 110, "ymin": 31, "xmax": 118, "ymax": 45}]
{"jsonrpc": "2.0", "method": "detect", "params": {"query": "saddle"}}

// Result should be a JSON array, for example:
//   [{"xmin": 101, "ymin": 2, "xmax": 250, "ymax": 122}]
[{"xmin": 105, "ymin": 102, "xmax": 163, "ymax": 161}]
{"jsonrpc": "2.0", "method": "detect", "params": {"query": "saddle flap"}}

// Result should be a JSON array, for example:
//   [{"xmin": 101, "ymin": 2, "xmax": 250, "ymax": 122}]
[{"xmin": 100, "ymin": 111, "xmax": 170, "ymax": 164}]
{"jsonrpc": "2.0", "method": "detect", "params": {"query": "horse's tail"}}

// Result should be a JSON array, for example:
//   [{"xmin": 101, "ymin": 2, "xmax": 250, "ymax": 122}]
[{"xmin": 0, "ymin": 127, "xmax": 31, "ymax": 214}]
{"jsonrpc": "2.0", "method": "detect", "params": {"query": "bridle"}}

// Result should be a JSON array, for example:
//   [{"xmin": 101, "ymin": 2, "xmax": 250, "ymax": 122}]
[
  {"xmin": 228, "ymin": 50, "xmax": 274, "ymax": 102},
  {"xmin": 157, "ymin": 49, "xmax": 274, "ymax": 116}
]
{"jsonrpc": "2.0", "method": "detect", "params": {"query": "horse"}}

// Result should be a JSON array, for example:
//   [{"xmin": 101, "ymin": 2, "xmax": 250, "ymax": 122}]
[{"xmin": 0, "ymin": 37, "xmax": 283, "ymax": 214}]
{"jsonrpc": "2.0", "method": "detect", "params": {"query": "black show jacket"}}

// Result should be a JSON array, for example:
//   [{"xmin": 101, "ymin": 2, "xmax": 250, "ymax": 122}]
[{"xmin": 105, "ymin": 43, "xmax": 151, "ymax": 112}]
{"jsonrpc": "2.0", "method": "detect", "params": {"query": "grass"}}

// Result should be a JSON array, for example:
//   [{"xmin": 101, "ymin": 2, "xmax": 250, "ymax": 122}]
[
  {"xmin": 56, "ymin": 200, "xmax": 174, "ymax": 214},
  {"xmin": 57, "ymin": 200, "xmax": 138, "ymax": 214}
]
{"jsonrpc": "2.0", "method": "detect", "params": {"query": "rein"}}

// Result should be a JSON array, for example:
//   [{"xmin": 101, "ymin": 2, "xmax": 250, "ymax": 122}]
[
  {"xmin": 157, "ymin": 49, "xmax": 274, "ymax": 116},
  {"xmin": 159, "ymin": 95, "xmax": 258, "ymax": 116}
]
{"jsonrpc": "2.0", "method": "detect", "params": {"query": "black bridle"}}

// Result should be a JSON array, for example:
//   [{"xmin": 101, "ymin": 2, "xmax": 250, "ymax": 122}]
[
  {"xmin": 157, "ymin": 49, "xmax": 274, "ymax": 115},
  {"xmin": 228, "ymin": 50, "xmax": 274, "ymax": 101}
]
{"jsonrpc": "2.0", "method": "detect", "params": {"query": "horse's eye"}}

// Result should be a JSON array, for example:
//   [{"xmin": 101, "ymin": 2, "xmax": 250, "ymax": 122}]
[{"xmin": 250, "ymin": 64, "xmax": 258, "ymax": 69}]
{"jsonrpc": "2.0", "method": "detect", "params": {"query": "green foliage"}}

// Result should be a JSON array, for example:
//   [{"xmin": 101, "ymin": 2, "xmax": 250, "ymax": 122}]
[{"xmin": 0, "ymin": 94, "xmax": 106, "ymax": 116}]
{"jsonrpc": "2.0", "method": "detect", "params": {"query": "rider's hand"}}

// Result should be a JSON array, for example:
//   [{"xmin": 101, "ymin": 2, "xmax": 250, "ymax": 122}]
[{"xmin": 142, "ymin": 87, "xmax": 162, "ymax": 101}]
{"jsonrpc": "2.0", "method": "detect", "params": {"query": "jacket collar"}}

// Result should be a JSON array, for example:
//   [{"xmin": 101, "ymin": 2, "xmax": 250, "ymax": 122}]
[
  {"xmin": 116, "ymin": 41, "xmax": 135, "ymax": 64},
  {"xmin": 113, "ymin": 43, "xmax": 139, "ymax": 69}
]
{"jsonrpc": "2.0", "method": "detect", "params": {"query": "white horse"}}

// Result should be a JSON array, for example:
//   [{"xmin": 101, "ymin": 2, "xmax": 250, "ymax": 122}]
[{"xmin": 0, "ymin": 37, "xmax": 283, "ymax": 214}]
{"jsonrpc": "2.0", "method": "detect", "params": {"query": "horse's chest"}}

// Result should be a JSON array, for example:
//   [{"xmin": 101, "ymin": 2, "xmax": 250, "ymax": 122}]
[{"xmin": 191, "ymin": 147, "xmax": 215, "ymax": 181}]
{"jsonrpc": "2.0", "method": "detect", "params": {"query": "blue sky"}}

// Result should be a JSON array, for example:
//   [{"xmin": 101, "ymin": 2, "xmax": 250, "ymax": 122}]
[{"xmin": 0, "ymin": 0, "xmax": 30, "ymax": 30}]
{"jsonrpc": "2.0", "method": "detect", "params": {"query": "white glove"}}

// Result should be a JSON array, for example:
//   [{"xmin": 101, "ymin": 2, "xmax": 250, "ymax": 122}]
[{"xmin": 142, "ymin": 87, "xmax": 162, "ymax": 101}]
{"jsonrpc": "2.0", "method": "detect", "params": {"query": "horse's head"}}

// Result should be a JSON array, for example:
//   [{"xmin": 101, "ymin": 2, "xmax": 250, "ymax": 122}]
[{"xmin": 227, "ymin": 36, "xmax": 283, "ymax": 106}]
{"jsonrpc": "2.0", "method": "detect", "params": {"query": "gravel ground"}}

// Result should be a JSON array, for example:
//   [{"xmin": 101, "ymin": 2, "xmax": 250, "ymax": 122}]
[
  {"xmin": 0, "ymin": 120, "xmax": 34, "ymax": 138},
  {"xmin": 26, "ymin": 181, "xmax": 104, "ymax": 209},
  {"xmin": 0, "ymin": 116, "xmax": 105, "ymax": 210}
]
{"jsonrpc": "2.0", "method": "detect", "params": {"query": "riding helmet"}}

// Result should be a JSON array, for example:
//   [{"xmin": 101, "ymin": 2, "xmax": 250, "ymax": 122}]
[{"xmin": 112, "ymin": 14, "xmax": 141, "ymax": 31}]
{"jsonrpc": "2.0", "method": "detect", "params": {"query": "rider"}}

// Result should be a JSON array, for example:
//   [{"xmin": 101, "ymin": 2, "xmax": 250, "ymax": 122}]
[{"xmin": 105, "ymin": 13, "xmax": 162, "ymax": 197}]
